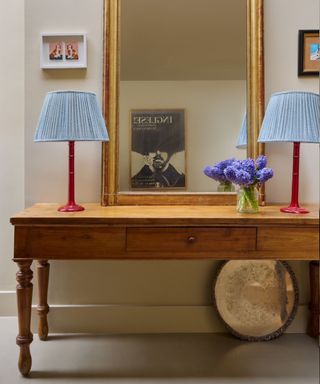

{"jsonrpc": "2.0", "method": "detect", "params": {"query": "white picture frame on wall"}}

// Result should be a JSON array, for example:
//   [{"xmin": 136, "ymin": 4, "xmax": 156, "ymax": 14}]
[{"xmin": 40, "ymin": 33, "xmax": 87, "ymax": 69}]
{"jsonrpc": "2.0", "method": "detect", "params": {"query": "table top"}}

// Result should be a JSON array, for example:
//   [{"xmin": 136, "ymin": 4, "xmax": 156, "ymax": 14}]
[{"xmin": 10, "ymin": 203, "xmax": 319, "ymax": 226}]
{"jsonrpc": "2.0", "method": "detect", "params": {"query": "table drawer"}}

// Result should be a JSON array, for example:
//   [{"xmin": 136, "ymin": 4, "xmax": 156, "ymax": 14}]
[
  {"xmin": 257, "ymin": 227, "xmax": 319, "ymax": 252},
  {"xmin": 126, "ymin": 227, "xmax": 256, "ymax": 252},
  {"xmin": 17, "ymin": 226, "xmax": 126, "ymax": 259}
]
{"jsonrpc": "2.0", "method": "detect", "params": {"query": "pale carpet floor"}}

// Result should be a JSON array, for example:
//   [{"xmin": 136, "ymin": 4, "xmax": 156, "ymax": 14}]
[{"xmin": 0, "ymin": 317, "xmax": 318, "ymax": 384}]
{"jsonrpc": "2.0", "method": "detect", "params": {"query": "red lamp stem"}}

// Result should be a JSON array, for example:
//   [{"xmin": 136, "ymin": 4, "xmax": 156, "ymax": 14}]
[
  {"xmin": 291, "ymin": 141, "xmax": 300, "ymax": 206},
  {"xmin": 68, "ymin": 141, "xmax": 76, "ymax": 206},
  {"xmin": 280, "ymin": 142, "xmax": 309, "ymax": 214},
  {"xmin": 58, "ymin": 141, "xmax": 84, "ymax": 212}
]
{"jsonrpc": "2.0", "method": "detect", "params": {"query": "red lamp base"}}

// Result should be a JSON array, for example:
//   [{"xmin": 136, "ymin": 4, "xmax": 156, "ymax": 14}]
[
  {"xmin": 280, "ymin": 142, "xmax": 309, "ymax": 215},
  {"xmin": 58, "ymin": 204, "xmax": 85, "ymax": 212},
  {"xmin": 280, "ymin": 205, "xmax": 309, "ymax": 214}
]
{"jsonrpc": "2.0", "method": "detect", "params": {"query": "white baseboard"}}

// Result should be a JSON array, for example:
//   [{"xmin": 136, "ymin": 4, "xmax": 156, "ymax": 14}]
[
  {"xmin": 0, "ymin": 291, "xmax": 309, "ymax": 334},
  {"xmin": 0, "ymin": 291, "xmax": 16, "ymax": 316}
]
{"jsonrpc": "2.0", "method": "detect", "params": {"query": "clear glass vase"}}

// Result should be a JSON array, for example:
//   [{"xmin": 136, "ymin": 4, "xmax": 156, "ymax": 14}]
[
  {"xmin": 237, "ymin": 185, "xmax": 259, "ymax": 213},
  {"xmin": 217, "ymin": 182, "xmax": 235, "ymax": 192}
]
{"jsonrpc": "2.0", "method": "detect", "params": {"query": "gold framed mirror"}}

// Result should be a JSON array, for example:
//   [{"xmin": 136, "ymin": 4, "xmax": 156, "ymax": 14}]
[{"xmin": 102, "ymin": 0, "xmax": 264, "ymax": 206}]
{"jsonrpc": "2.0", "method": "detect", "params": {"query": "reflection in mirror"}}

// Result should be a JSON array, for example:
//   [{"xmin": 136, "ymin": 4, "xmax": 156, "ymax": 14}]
[{"xmin": 118, "ymin": 0, "xmax": 247, "ymax": 193}]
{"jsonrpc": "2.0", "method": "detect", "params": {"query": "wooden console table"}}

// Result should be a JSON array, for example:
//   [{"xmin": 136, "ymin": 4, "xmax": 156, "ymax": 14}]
[{"xmin": 11, "ymin": 203, "xmax": 319, "ymax": 376}]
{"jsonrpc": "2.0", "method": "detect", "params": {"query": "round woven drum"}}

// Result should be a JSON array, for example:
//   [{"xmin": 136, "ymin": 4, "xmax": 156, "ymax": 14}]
[{"xmin": 213, "ymin": 260, "xmax": 299, "ymax": 341}]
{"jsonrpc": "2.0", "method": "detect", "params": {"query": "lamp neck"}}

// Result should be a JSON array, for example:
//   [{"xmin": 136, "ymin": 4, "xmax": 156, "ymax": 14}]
[
  {"xmin": 68, "ymin": 141, "xmax": 76, "ymax": 206},
  {"xmin": 280, "ymin": 141, "xmax": 309, "ymax": 214},
  {"xmin": 290, "ymin": 142, "xmax": 300, "ymax": 207},
  {"xmin": 58, "ymin": 141, "xmax": 84, "ymax": 212}
]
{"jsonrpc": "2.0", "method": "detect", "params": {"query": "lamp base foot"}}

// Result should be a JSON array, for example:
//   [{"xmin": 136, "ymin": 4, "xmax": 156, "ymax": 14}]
[
  {"xmin": 280, "ymin": 206, "xmax": 309, "ymax": 214},
  {"xmin": 58, "ymin": 204, "xmax": 85, "ymax": 212}
]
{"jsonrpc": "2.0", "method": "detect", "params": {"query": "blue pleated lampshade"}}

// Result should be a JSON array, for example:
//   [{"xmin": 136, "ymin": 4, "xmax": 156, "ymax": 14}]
[
  {"xmin": 258, "ymin": 91, "xmax": 320, "ymax": 143},
  {"xmin": 34, "ymin": 91, "xmax": 109, "ymax": 142},
  {"xmin": 236, "ymin": 114, "xmax": 247, "ymax": 149}
]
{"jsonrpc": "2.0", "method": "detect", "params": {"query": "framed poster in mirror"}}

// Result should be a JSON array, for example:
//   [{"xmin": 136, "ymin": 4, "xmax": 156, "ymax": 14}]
[{"xmin": 130, "ymin": 109, "xmax": 186, "ymax": 190}]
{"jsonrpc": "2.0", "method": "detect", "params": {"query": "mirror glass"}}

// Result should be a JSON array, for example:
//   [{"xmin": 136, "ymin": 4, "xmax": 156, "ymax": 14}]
[
  {"xmin": 118, "ymin": 0, "xmax": 247, "ymax": 192},
  {"xmin": 214, "ymin": 260, "xmax": 299, "ymax": 341}
]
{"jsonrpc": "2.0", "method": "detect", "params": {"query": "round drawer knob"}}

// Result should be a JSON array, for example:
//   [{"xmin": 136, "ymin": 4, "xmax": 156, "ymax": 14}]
[{"xmin": 187, "ymin": 236, "xmax": 196, "ymax": 243}]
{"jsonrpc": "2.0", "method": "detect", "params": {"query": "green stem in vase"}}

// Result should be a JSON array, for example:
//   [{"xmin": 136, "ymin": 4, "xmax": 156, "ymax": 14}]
[
  {"xmin": 217, "ymin": 182, "xmax": 235, "ymax": 192},
  {"xmin": 237, "ymin": 186, "xmax": 259, "ymax": 213}
]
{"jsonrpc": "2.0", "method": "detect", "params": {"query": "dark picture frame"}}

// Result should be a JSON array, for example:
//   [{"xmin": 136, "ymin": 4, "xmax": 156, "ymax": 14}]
[
  {"xmin": 298, "ymin": 30, "xmax": 320, "ymax": 76},
  {"xmin": 130, "ymin": 109, "xmax": 186, "ymax": 190}
]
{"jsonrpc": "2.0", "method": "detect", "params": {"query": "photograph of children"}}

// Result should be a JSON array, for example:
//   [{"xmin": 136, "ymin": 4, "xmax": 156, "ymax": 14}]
[
  {"xmin": 130, "ymin": 110, "xmax": 186, "ymax": 190},
  {"xmin": 310, "ymin": 43, "xmax": 320, "ymax": 61},
  {"xmin": 65, "ymin": 42, "xmax": 79, "ymax": 60},
  {"xmin": 298, "ymin": 30, "xmax": 320, "ymax": 76},
  {"xmin": 304, "ymin": 35, "xmax": 320, "ymax": 72},
  {"xmin": 49, "ymin": 42, "xmax": 63, "ymax": 60}
]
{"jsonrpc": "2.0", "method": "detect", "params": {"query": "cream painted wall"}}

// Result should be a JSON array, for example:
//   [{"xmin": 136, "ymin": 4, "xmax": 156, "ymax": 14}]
[
  {"xmin": 25, "ymin": 0, "xmax": 104, "ymax": 207},
  {"xmin": 119, "ymin": 81, "xmax": 246, "ymax": 191},
  {"xmin": 264, "ymin": 0, "xmax": 319, "ymax": 204},
  {"xmin": 0, "ymin": 1, "xmax": 24, "ymax": 291},
  {"xmin": 1, "ymin": 0, "xmax": 318, "ymax": 334}
]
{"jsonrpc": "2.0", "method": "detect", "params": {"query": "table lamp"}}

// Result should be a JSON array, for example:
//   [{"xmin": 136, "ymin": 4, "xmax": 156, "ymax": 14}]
[
  {"xmin": 34, "ymin": 90, "xmax": 109, "ymax": 212},
  {"xmin": 258, "ymin": 91, "xmax": 319, "ymax": 214},
  {"xmin": 236, "ymin": 114, "xmax": 247, "ymax": 149}
]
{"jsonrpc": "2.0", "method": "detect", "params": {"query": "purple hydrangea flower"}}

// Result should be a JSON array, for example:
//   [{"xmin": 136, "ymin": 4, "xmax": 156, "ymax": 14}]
[
  {"xmin": 224, "ymin": 159, "xmax": 255, "ymax": 186},
  {"xmin": 203, "ymin": 158, "xmax": 235, "ymax": 183},
  {"xmin": 216, "ymin": 158, "xmax": 236, "ymax": 169},
  {"xmin": 239, "ymin": 159, "xmax": 255, "ymax": 179},
  {"xmin": 205, "ymin": 156, "xmax": 273, "ymax": 187},
  {"xmin": 255, "ymin": 155, "xmax": 267, "ymax": 170},
  {"xmin": 204, "ymin": 166, "xmax": 223, "ymax": 182},
  {"xmin": 256, "ymin": 168, "xmax": 274, "ymax": 183},
  {"xmin": 224, "ymin": 166, "xmax": 238, "ymax": 183},
  {"xmin": 235, "ymin": 169, "xmax": 254, "ymax": 185},
  {"xmin": 203, "ymin": 166, "xmax": 214, "ymax": 178},
  {"xmin": 224, "ymin": 166, "xmax": 254, "ymax": 186}
]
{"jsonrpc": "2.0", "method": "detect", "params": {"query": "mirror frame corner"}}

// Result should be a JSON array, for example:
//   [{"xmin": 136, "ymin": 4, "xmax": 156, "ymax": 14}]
[{"xmin": 101, "ymin": 0, "xmax": 265, "ymax": 206}]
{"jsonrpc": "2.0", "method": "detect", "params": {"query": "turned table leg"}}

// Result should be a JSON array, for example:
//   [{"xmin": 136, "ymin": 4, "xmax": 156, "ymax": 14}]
[
  {"xmin": 15, "ymin": 260, "xmax": 33, "ymax": 376},
  {"xmin": 308, "ymin": 260, "xmax": 319, "ymax": 338},
  {"xmin": 37, "ymin": 260, "xmax": 50, "ymax": 340}
]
